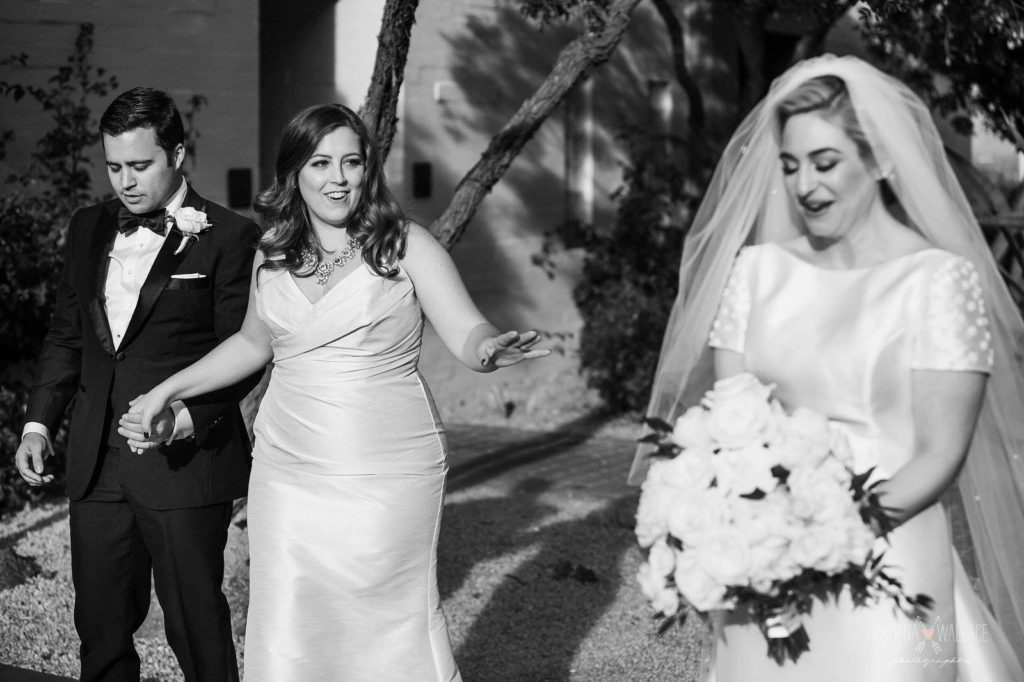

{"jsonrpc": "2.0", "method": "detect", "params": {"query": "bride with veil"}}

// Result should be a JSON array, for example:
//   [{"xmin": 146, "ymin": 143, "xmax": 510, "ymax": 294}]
[{"xmin": 631, "ymin": 55, "xmax": 1024, "ymax": 680}]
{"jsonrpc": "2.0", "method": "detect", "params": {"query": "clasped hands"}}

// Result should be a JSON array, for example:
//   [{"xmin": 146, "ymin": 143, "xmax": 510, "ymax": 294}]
[
  {"xmin": 118, "ymin": 394, "xmax": 175, "ymax": 455},
  {"xmin": 16, "ymin": 397, "xmax": 171, "ymax": 487}
]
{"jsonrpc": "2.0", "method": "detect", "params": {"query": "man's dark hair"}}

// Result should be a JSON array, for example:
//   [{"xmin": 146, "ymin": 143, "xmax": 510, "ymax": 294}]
[{"xmin": 100, "ymin": 87, "xmax": 185, "ymax": 162}]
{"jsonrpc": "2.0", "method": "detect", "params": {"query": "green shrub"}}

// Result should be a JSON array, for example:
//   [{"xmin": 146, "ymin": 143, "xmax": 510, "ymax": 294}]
[
  {"xmin": 0, "ymin": 384, "xmax": 68, "ymax": 513},
  {"xmin": 572, "ymin": 125, "xmax": 694, "ymax": 413},
  {"xmin": 0, "ymin": 24, "xmax": 116, "ymax": 512}
]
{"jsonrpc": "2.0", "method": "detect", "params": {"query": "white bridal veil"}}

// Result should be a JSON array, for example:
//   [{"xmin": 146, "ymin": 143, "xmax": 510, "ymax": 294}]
[{"xmin": 630, "ymin": 54, "xmax": 1024, "ymax": 659}]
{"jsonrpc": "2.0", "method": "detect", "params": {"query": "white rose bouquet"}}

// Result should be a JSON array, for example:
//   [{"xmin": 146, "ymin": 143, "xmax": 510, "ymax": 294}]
[{"xmin": 635, "ymin": 373, "xmax": 932, "ymax": 664}]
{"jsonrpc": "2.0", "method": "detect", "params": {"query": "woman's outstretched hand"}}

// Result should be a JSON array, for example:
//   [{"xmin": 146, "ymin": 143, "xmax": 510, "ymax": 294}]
[{"xmin": 479, "ymin": 330, "xmax": 550, "ymax": 369}]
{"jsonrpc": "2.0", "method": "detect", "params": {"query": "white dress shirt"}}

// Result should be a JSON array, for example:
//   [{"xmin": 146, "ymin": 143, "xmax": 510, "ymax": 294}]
[{"xmin": 23, "ymin": 179, "xmax": 195, "ymax": 445}]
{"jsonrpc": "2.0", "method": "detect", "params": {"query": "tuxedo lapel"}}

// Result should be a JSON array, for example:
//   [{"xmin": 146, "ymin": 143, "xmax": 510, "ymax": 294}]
[
  {"xmin": 84, "ymin": 203, "xmax": 119, "ymax": 355},
  {"xmin": 180, "ymin": 185, "xmax": 205, "ymax": 213},
  {"xmin": 119, "ymin": 186, "xmax": 206, "ymax": 348}
]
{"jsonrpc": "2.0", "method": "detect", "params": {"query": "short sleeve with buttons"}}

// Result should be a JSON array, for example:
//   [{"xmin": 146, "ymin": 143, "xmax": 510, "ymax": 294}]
[
  {"xmin": 709, "ymin": 248, "xmax": 753, "ymax": 353},
  {"xmin": 912, "ymin": 256, "xmax": 993, "ymax": 373}
]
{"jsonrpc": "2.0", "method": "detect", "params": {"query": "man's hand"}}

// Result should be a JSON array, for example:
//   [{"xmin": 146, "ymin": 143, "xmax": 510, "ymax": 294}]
[
  {"xmin": 16, "ymin": 432, "xmax": 55, "ymax": 486},
  {"xmin": 119, "ymin": 404, "xmax": 175, "ymax": 454}
]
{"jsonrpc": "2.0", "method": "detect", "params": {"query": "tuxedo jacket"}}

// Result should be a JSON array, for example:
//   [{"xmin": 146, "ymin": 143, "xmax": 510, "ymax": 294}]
[{"xmin": 26, "ymin": 187, "xmax": 262, "ymax": 509}]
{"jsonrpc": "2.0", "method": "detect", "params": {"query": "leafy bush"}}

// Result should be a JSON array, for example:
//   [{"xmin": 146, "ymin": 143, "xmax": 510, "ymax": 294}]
[
  {"xmin": 0, "ymin": 24, "xmax": 117, "ymax": 365},
  {"xmin": 0, "ymin": 384, "xmax": 68, "ymax": 513},
  {"xmin": 0, "ymin": 24, "xmax": 116, "ymax": 512},
  {"xmin": 572, "ymin": 126, "xmax": 694, "ymax": 413}
]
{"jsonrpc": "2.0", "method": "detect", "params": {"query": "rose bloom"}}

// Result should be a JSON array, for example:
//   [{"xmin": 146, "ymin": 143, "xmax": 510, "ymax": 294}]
[
  {"xmin": 673, "ymin": 552, "xmax": 729, "ymax": 612},
  {"xmin": 637, "ymin": 561, "xmax": 680, "ymax": 616},
  {"xmin": 789, "ymin": 523, "xmax": 850, "ymax": 574},
  {"xmin": 703, "ymin": 374, "xmax": 778, "ymax": 449},
  {"xmin": 773, "ymin": 434, "xmax": 818, "ymax": 471},
  {"xmin": 658, "ymin": 448, "xmax": 716, "ymax": 493},
  {"xmin": 788, "ymin": 464, "xmax": 854, "ymax": 524},
  {"xmin": 672, "ymin": 406, "xmax": 713, "ymax": 450},
  {"xmin": 816, "ymin": 455, "xmax": 853, "ymax": 486},
  {"xmin": 635, "ymin": 476, "xmax": 676, "ymax": 547},
  {"xmin": 838, "ymin": 517, "xmax": 878, "ymax": 565},
  {"xmin": 788, "ymin": 408, "xmax": 831, "ymax": 449},
  {"xmin": 172, "ymin": 206, "xmax": 211, "ymax": 234},
  {"xmin": 829, "ymin": 425, "xmax": 857, "ymax": 469},
  {"xmin": 713, "ymin": 443, "xmax": 779, "ymax": 496},
  {"xmin": 747, "ymin": 533, "xmax": 795, "ymax": 590},
  {"xmin": 814, "ymin": 520, "xmax": 864, "ymax": 573},
  {"xmin": 648, "ymin": 537, "xmax": 677, "ymax": 577},
  {"xmin": 692, "ymin": 528, "xmax": 753, "ymax": 586},
  {"xmin": 732, "ymin": 494, "xmax": 800, "ymax": 586},
  {"xmin": 702, "ymin": 373, "xmax": 775, "ymax": 409},
  {"xmin": 666, "ymin": 488, "xmax": 732, "ymax": 545}
]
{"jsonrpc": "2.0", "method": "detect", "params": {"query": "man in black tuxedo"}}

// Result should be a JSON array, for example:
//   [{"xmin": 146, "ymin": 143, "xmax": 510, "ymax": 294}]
[{"xmin": 15, "ymin": 87, "xmax": 260, "ymax": 682}]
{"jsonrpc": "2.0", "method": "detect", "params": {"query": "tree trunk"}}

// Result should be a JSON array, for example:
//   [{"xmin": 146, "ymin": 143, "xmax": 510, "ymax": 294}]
[
  {"xmin": 651, "ymin": 0, "xmax": 704, "ymax": 136},
  {"xmin": 429, "ymin": 0, "xmax": 643, "ymax": 249},
  {"xmin": 651, "ymin": 0, "xmax": 705, "ymax": 182},
  {"xmin": 733, "ymin": 0, "xmax": 774, "ymax": 116},
  {"xmin": 360, "ymin": 0, "xmax": 420, "ymax": 162}
]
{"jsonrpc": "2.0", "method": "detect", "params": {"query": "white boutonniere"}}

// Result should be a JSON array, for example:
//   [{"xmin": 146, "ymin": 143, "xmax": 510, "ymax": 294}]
[{"xmin": 168, "ymin": 206, "xmax": 212, "ymax": 255}]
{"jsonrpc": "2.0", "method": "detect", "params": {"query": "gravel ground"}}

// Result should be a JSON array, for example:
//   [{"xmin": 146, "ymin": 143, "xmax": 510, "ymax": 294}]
[
  {"xmin": 0, "ymin": 488, "xmax": 708, "ymax": 681},
  {"xmin": 0, "ymin": 374, "xmax": 709, "ymax": 680}
]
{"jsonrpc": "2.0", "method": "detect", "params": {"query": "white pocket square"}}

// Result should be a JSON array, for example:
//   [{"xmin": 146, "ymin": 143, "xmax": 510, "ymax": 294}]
[{"xmin": 171, "ymin": 273, "xmax": 207, "ymax": 279}]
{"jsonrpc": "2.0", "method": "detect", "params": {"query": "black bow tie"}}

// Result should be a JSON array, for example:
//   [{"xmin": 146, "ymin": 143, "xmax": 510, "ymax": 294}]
[{"xmin": 117, "ymin": 206, "xmax": 167, "ymax": 236}]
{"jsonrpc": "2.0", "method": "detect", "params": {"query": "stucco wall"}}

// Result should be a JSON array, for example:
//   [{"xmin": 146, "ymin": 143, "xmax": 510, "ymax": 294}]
[
  {"xmin": 400, "ymin": 1, "xmax": 718, "ymax": 422},
  {"xmin": 0, "ymin": 0, "xmax": 259, "ymax": 211}
]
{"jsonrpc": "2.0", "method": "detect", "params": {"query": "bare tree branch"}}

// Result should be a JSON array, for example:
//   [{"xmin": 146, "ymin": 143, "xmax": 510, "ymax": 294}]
[
  {"xmin": 360, "ymin": 0, "xmax": 419, "ymax": 161},
  {"xmin": 1001, "ymin": 110, "xmax": 1024, "ymax": 155},
  {"xmin": 429, "ymin": 0, "xmax": 643, "ymax": 249}
]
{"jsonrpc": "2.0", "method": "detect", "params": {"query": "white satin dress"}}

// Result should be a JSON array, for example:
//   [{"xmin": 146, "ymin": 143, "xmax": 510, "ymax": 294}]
[
  {"xmin": 706, "ymin": 243, "xmax": 1024, "ymax": 681},
  {"xmin": 243, "ymin": 264, "xmax": 461, "ymax": 681}
]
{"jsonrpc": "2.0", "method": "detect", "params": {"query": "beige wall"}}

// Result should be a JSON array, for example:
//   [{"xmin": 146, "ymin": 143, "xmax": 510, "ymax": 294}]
[
  {"xmin": 0, "ymin": 0, "xmax": 259, "ymax": 211},
  {"xmin": 400, "ymin": 1, "xmax": 720, "ymax": 420},
  {"xmin": 399, "ymin": 2, "xmax": 583, "ymax": 417}
]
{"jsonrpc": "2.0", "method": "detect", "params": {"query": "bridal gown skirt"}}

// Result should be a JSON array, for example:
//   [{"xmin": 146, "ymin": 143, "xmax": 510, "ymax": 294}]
[{"xmin": 244, "ymin": 460, "xmax": 459, "ymax": 681}]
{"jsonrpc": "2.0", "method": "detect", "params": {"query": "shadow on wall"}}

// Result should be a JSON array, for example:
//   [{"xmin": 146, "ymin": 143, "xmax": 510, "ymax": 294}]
[
  {"xmin": 406, "ymin": 4, "xmax": 736, "ymax": 415},
  {"xmin": 259, "ymin": 0, "xmax": 337, "ymax": 189},
  {"xmin": 402, "ymin": 8, "xmax": 579, "ymax": 318},
  {"xmin": 402, "ymin": 9, "xmax": 583, "ymax": 403}
]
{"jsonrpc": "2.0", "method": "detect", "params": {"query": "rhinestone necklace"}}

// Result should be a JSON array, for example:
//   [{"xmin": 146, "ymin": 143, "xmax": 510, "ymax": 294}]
[{"xmin": 301, "ymin": 236, "xmax": 361, "ymax": 286}]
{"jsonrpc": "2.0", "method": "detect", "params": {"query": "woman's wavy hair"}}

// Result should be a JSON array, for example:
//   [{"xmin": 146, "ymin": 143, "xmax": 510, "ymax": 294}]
[{"xmin": 255, "ymin": 103, "xmax": 406, "ymax": 279}]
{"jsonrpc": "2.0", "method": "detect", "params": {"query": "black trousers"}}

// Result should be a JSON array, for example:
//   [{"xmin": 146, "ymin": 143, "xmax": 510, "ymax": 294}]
[{"xmin": 69, "ymin": 446, "xmax": 239, "ymax": 682}]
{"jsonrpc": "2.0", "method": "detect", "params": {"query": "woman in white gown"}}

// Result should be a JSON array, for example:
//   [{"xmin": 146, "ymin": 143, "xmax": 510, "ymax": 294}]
[
  {"xmin": 129, "ymin": 104, "xmax": 549, "ymax": 680},
  {"xmin": 630, "ymin": 56, "xmax": 1024, "ymax": 681}
]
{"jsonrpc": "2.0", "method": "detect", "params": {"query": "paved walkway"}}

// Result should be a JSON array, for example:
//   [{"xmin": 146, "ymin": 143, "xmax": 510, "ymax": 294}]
[
  {"xmin": 445, "ymin": 422, "xmax": 638, "ymax": 500},
  {"xmin": 1, "ymin": 421, "xmax": 641, "ymax": 681}
]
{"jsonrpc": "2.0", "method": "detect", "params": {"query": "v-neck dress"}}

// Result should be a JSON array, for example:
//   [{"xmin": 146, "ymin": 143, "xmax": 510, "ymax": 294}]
[
  {"xmin": 704, "ymin": 242, "xmax": 1022, "ymax": 681},
  {"xmin": 242, "ymin": 265, "xmax": 461, "ymax": 681}
]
